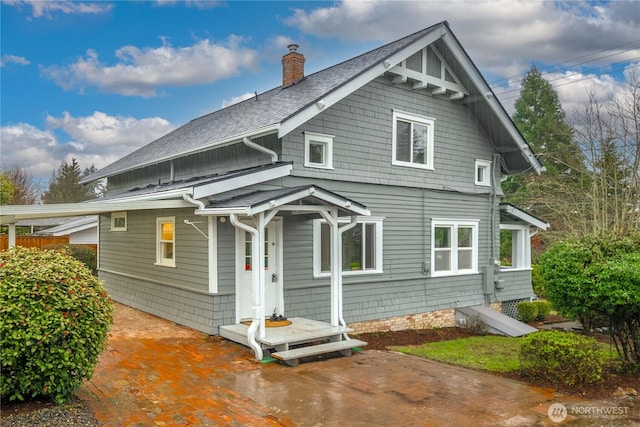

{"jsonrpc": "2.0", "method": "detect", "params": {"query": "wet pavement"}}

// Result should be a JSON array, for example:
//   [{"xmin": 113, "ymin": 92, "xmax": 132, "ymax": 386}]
[{"xmin": 78, "ymin": 302, "xmax": 586, "ymax": 426}]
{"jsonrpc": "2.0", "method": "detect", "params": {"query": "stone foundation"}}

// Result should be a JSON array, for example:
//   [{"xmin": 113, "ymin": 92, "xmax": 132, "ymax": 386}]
[{"xmin": 348, "ymin": 309, "xmax": 456, "ymax": 334}]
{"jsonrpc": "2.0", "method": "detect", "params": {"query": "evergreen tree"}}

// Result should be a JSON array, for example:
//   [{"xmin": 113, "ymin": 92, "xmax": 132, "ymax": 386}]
[
  {"xmin": 505, "ymin": 66, "xmax": 586, "ymax": 240},
  {"xmin": 42, "ymin": 158, "xmax": 95, "ymax": 203}
]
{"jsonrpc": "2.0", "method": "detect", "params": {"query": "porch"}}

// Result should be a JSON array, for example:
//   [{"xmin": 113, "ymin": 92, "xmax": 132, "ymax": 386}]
[{"xmin": 220, "ymin": 317, "xmax": 367, "ymax": 366}]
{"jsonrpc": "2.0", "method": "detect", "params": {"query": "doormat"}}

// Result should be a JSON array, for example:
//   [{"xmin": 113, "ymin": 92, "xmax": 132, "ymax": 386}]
[{"xmin": 242, "ymin": 319, "xmax": 292, "ymax": 328}]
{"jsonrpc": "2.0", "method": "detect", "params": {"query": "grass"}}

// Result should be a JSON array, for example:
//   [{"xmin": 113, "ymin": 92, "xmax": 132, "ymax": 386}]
[
  {"xmin": 391, "ymin": 335, "xmax": 522, "ymax": 373},
  {"xmin": 390, "ymin": 334, "xmax": 620, "ymax": 374}
]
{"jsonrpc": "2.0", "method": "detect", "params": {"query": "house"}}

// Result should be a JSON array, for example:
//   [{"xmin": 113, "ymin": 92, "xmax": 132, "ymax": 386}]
[
  {"xmin": 2, "ymin": 22, "xmax": 548, "ymax": 361},
  {"xmin": 36, "ymin": 215, "xmax": 98, "ymax": 253}
]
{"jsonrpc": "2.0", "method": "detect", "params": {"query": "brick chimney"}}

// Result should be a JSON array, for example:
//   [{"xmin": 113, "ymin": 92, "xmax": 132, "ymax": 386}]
[{"xmin": 282, "ymin": 44, "xmax": 305, "ymax": 87}]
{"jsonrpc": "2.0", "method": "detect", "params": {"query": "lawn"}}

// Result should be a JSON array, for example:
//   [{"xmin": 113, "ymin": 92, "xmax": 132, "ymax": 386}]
[
  {"xmin": 390, "ymin": 334, "xmax": 619, "ymax": 374},
  {"xmin": 390, "ymin": 335, "xmax": 522, "ymax": 373}
]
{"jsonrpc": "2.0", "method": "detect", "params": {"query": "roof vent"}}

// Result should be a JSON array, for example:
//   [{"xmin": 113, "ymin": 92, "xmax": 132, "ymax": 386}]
[{"xmin": 282, "ymin": 44, "xmax": 305, "ymax": 87}]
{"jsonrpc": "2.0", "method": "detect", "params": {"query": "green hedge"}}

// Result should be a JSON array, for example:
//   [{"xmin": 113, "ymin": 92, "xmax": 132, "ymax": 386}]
[
  {"xmin": 520, "ymin": 330, "xmax": 607, "ymax": 386},
  {"xmin": 533, "ymin": 300, "xmax": 551, "ymax": 320},
  {"xmin": 1, "ymin": 247, "xmax": 113, "ymax": 403},
  {"xmin": 517, "ymin": 302, "xmax": 538, "ymax": 323}
]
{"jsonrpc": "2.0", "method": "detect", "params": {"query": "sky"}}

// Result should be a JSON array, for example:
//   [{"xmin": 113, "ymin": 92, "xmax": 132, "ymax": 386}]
[{"xmin": 1, "ymin": 0, "xmax": 639, "ymax": 189}]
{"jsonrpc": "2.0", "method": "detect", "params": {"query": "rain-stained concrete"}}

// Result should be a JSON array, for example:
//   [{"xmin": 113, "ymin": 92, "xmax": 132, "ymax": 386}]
[{"xmin": 78, "ymin": 302, "xmax": 590, "ymax": 426}]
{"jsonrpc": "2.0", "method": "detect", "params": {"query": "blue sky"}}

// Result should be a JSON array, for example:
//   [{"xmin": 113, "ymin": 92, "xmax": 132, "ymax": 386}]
[{"xmin": 1, "ymin": 0, "xmax": 639, "ymax": 188}]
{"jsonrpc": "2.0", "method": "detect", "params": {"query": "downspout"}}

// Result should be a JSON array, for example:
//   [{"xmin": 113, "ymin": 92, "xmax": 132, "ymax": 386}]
[
  {"xmin": 182, "ymin": 193, "xmax": 205, "ymax": 210},
  {"xmin": 229, "ymin": 213, "xmax": 263, "ymax": 361},
  {"xmin": 338, "ymin": 216, "xmax": 359, "ymax": 333},
  {"xmin": 243, "ymin": 137, "xmax": 278, "ymax": 163}
]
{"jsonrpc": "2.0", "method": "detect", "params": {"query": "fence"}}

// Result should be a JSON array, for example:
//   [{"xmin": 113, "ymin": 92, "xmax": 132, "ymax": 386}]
[{"xmin": 0, "ymin": 235, "xmax": 70, "ymax": 251}]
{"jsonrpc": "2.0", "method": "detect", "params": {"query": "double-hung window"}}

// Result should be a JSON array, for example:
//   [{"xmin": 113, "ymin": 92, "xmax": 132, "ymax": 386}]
[
  {"xmin": 392, "ymin": 110, "xmax": 435, "ymax": 170},
  {"xmin": 304, "ymin": 131, "xmax": 333, "ymax": 169},
  {"xmin": 431, "ymin": 219, "xmax": 479, "ymax": 276},
  {"xmin": 156, "ymin": 216, "xmax": 176, "ymax": 267},
  {"xmin": 313, "ymin": 217, "xmax": 384, "ymax": 277}
]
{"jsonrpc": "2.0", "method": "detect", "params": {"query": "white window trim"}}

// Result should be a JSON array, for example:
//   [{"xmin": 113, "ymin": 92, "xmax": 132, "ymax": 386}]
[
  {"xmin": 155, "ymin": 216, "xmax": 176, "ymax": 268},
  {"xmin": 499, "ymin": 224, "xmax": 531, "ymax": 271},
  {"xmin": 312, "ymin": 216, "xmax": 384, "ymax": 278},
  {"xmin": 475, "ymin": 159, "xmax": 492, "ymax": 186},
  {"xmin": 431, "ymin": 219, "xmax": 479, "ymax": 277},
  {"xmin": 304, "ymin": 131, "xmax": 334, "ymax": 169},
  {"xmin": 110, "ymin": 211, "xmax": 127, "ymax": 231},
  {"xmin": 392, "ymin": 110, "xmax": 435, "ymax": 170}
]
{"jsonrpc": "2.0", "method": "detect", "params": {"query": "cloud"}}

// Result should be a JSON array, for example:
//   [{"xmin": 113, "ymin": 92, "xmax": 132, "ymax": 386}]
[
  {"xmin": 285, "ymin": 0, "xmax": 640, "ymax": 114},
  {"xmin": 42, "ymin": 36, "xmax": 260, "ymax": 97},
  {"xmin": 285, "ymin": 0, "xmax": 640, "ymax": 82},
  {"xmin": 2, "ymin": 0, "xmax": 113, "ymax": 19},
  {"xmin": 1, "ymin": 112, "xmax": 175, "ymax": 185},
  {"xmin": 0, "ymin": 54, "xmax": 30, "ymax": 67},
  {"xmin": 221, "ymin": 92, "xmax": 256, "ymax": 108}
]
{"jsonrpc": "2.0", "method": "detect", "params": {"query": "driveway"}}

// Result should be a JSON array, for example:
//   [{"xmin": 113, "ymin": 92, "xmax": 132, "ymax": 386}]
[{"xmin": 79, "ymin": 303, "xmax": 583, "ymax": 426}]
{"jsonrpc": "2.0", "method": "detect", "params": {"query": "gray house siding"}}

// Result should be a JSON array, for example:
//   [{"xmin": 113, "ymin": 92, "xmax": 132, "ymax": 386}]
[
  {"xmin": 282, "ymin": 77, "xmax": 497, "ymax": 194},
  {"xmin": 496, "ymin": 269, "xmax": 534, "ymax": 302}
]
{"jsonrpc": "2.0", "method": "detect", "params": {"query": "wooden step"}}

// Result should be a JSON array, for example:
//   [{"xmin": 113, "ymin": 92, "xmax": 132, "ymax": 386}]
[{"xmin": 271, "ymin": 339, "xmax": 367, "ymax": 367}]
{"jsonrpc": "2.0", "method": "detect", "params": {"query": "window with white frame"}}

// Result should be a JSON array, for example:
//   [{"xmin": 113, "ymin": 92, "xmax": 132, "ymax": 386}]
[
  {"xmin": 110, "ymin": 211, "xmax": 127, "ymax": 231},
  {"xmin": 156, "ymin": 217, "xmax": 176, "ymax": 267},
  {"xmin": 431, "ymin": 219, "xmax": 479, "ymax": 276},
  {"xmin": 313, "ymin": 217, "xmax": 383, "ymax": 277},
  {"xmin": 392, "ymin": 110, "xmax": 435, "ymax": 170},
  {"xmin": 304, "ymin": 131, "xmax": 333, "ymax": 169},
  {"xmin": 499, "ymin": 225, "xmax": 531, "ymax": 269},
  {"xmin": 475, "ymin": 160, "xmax": 491, "ymax": 186}
]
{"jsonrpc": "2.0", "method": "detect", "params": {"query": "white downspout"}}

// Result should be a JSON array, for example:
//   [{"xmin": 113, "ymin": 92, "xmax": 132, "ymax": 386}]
[
  {"xmin": 182, "ymin": 193, "xmax": 205, "ymax": 210},
  {"xmin": 338, "ymin": 217, "xmax": 359, "ymax": 330},
  {"xmin": 243, "ymin": 137, "xmax": 278, "ymax": 163},
  {"xmin": 229, "ymin": 213, "xmax": 263, "ymax": 361}
]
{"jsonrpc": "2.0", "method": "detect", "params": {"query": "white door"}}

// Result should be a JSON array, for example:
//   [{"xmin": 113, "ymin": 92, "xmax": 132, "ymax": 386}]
[{"xmin": 236, "ymin": 219, "xmax": 282, "ymax": 322}]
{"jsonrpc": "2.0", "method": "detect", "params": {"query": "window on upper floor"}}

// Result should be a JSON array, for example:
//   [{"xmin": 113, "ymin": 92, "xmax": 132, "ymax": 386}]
[
  {"xmin": 392, "ymin": 110, "xmax": 435, "ymax": 170},
  {"xmin": 313, "ymin": 217, "xmax": 384, "ymax": 277},
  {"xmin": 110, "ymin": 211, "xmax": 127, "ymax": 231},
  {"xmin": 156, "ymin": 216, "xmax": 176, "ymax": 267},
  {"xmin": 475, "ymin": 160, "xmax": 492, "ymax": 186},
  {"xmin": 431, "ymin": 219, "xmax": 479, "ymax": 276},
  {"xmin": 500, "ymin": 225, "xmax": 531, "ymax": 270},
  {"xmin": 304, "ymin": 131, "xmax": 333, "ymax": 169}
]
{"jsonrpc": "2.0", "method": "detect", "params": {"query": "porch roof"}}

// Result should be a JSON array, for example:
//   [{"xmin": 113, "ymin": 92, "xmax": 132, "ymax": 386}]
[
  {"xmin": 197, "ymin": 185, "xmax": 370, "ymax": 217},
  {"xmin": 499, "ymin": 203, "xmax": 549, "ymax": 230}
]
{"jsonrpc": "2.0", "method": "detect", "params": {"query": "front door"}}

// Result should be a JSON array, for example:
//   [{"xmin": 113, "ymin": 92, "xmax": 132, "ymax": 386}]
[{"xmin": 236, "ymin": 219, "xmax": 283, "ymax": 322}]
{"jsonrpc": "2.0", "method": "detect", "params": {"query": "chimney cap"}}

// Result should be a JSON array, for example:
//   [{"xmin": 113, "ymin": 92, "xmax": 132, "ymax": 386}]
[{"xmin": 287, "ymin": 44, "xmax": 299, "ymax": 52}]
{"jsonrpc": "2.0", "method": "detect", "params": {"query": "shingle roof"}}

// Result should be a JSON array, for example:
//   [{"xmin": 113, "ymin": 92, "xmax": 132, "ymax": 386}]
[{"xmin": 82, "ymin": 23, "xmax": 445, "ymax": 182}]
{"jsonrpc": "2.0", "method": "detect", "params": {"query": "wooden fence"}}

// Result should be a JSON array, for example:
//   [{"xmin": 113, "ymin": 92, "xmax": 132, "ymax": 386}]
[{"xmin": 0, "ymin": 235, "xmax": 70, "ymax": 251}]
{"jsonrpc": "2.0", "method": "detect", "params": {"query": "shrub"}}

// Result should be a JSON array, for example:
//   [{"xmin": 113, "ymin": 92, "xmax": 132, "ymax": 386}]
[
  {"xmin": 520, "ymin": 330, "xmax": 607, "ymax": 386},
  {"xmin": 533, "ymin": 300, "xmax": 551, "ymax": 321},
  {"xmin": 46, "ymin": 244, "xmax": 97, "ymax": 274},
  {"xmin": 517, "ymin": 302, "xmax": 538, "ymax": 323},
  {"xmin": 531, "ymin": 264, "xmax": 545, "ymax": 298},
  {"xmin": 539, "ymin": 234, "xmax": 640, "ymax": 369},
  {"xmin": 0, "ymin": 247, "xmax": 113, "ymax": 404},
  {"xmin": 462, "ymin": 314, "xmax": 489, "ymax": 336}
]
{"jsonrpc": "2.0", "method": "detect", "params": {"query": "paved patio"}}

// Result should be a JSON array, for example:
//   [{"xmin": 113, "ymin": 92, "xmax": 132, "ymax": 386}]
[{"xmin": 78, "ymin": 302, "xmax": 583, "ymax": 426}]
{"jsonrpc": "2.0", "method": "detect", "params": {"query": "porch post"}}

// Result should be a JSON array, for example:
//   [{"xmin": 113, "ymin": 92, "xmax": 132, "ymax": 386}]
[
  {"xmin": 8, "ymin": 223, "xmax": 16, "ymax": 248},
  {"xmin": 256, "ymin": 212, "xmax": 267, "ymax": 340},
  {"xmin": 319, "ymin": 209, "xmax": 340, "ymax": 326}
]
